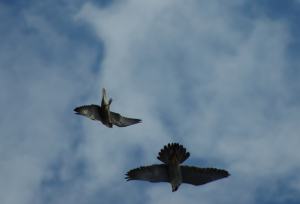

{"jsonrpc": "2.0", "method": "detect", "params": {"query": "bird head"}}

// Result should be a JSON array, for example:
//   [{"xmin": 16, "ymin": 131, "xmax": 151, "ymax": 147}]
[{"xmin": 172, "ymin": 184, "xmax": 180, "ymax": 192}]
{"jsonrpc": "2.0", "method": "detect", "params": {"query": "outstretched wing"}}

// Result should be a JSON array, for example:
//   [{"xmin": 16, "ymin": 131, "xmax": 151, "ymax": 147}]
[
  {"xmin": 74, "ymin": 105, "xmax": 102, "ymax": 121},
  {"xmin": 181, "ymin": 166, "xmax": 230, "ymax": 186},
  {"xmin": 125, "ymin": 164, "xmax": 169, "ymax": 183},
  {"xmin": 110, "ymin": 111, "xmax": 141, "ymax": 127}
]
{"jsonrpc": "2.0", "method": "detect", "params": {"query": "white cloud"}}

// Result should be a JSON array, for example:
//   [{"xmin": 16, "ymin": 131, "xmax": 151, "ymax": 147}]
[
  {"xmin": 0, "ymin": 2, "xmax": 100, "ymax": 203},
  {"xmin": 75, "ymin": 0, "xmax": 300, "ymax": 203},
  {"xmin": 1, "ymin": 0, "xmax": 300, "ymax": 203}
]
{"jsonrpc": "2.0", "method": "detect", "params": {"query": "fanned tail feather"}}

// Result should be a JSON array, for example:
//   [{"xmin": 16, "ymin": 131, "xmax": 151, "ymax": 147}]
[{"xmin": 157, "ymin": 143, "xmax": 190, "ymax": 165}]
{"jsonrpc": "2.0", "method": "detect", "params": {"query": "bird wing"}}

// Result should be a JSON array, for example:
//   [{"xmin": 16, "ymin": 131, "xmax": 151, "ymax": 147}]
[
  {"xmin": 181, "ymin": 166, "xmax": 230, "ymax": 186},
  {"xmin": 74, "ymin": 105, "xmax": 102, "ymax": 121},
  {"xmin": 110, "ymin": 111, "xmax": 141, "ymax": 127},
  {"xmin": 125, "ymin": 164, "xmax": 169, "ymax": 183}
]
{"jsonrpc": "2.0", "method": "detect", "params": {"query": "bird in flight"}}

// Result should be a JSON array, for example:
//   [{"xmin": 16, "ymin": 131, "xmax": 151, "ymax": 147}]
[
  {"xmin": 74, "ymin": 88, "xmax": 142, "ymax": 128},
  {"xmin": 125, "ymin": 143, "xmax": 230, "ymax": 192}
]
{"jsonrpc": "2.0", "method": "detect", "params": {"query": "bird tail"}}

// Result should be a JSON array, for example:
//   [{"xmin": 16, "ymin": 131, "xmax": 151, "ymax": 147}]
[{"xmin": 157, "ymin": 143, "xmax": 190, "ymax": 165}]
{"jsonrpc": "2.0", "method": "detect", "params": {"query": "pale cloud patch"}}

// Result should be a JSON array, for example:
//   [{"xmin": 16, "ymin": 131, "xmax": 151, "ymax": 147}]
[{"xmin": 74, "ymin": 0, "xmax": 299, "ymax": 203}]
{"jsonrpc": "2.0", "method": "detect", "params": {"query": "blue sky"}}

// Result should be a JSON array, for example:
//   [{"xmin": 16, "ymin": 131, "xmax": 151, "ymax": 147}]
[{"xmin": 1, "ymin": 0, "xmax": 300, "ymax": 203}]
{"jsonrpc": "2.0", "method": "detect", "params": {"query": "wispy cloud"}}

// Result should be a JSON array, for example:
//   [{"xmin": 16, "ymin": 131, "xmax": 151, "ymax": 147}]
[{"xmin": 1, "ymin": 0, "xmax": 300, "ymax": 203}]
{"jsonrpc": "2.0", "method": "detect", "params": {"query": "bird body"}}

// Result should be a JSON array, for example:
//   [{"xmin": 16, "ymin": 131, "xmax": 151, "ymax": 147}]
[
  {"xmin": 99, "ymin": 88, "xmax": 113, "ymax": 127},
  {"xmin": 169, "ymin": 155, "xmax": 182, "ymax": 192}
]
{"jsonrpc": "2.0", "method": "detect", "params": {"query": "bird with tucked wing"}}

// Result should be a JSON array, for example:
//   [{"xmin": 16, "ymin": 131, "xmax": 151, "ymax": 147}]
[
  {"xmin": 74, "ymin": 88, "xmax": 142, "ymax": 128},
  {"xmin": 125, "ymin": 143, "xmax": 230, "ymax": 192}
]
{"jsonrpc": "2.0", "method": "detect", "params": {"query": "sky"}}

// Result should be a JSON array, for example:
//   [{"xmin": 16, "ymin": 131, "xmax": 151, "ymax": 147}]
[{"xmin": 1, "ymin": 0, "xmax": 300, "ymax": 203}]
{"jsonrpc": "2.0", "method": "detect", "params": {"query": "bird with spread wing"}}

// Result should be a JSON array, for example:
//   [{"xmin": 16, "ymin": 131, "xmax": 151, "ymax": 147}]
[
  {"xmin": 74, "ymin": 88, "xmax": 142, "ymax": 128},
  {"xmin": 125, "ymin": 143, "xmax": 230, "ymax": 192}
]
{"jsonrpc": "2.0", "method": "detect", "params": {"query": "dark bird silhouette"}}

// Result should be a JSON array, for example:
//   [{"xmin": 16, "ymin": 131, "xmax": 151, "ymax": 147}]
[{"xmin": 126, "ymin": 143, "xmax": 230, "ymax": 192}]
